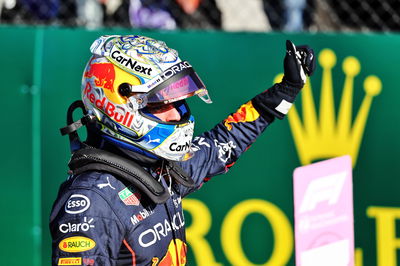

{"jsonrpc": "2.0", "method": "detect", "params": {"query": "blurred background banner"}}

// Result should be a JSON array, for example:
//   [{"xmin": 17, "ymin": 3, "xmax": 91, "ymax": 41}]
[
  {"xmin": 2, "ymin": 0, "xmax": 400, "ymax": 31},
  {"xmin": 1, "ymin": 26, "xmax": 399, "ymax": 266}
]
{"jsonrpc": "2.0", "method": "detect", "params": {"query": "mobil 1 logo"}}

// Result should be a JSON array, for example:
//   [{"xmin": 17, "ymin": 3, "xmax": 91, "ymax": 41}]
[{"xmin": 65, "ymin": 194, "xmax": 91, "ymax": 214}]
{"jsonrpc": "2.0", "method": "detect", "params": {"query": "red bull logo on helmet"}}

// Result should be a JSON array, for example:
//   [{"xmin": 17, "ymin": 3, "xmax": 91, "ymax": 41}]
[
  {"xmin": 84, "ymin": 82, "xmax": 134, "ymax": 128},
  {"xmin": 84, "ymin": 61, "xmax": 115, "ymax": 93},
  {"xmin": 152, "ymin": 239, "xmax": 187, "ymax": 266},
  {"xmin": 224, "ymin": 101, "xmax": 260, "ymax": 131}
]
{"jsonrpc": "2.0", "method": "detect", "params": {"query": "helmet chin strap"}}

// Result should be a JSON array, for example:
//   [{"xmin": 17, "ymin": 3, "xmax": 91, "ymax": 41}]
[{"xmin": 59, "ymin": 100, "xmax": 96, "ymax": 152}]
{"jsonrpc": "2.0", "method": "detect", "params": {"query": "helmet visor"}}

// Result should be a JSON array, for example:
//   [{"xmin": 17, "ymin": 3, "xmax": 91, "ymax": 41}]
[{"xmin": 146, "ymin": 63, "xmax": 212, "ymax": 105}]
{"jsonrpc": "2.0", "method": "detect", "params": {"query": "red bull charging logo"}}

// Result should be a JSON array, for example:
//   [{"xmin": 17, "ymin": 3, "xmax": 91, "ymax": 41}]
[
  {"xmin": 152, "ymin": 239, "xmax": 187, "ymax": 266},
  {"xmin": 224, "ymin": 101, "xmax": 260, "ymax": 130},
  {"xmin": 84, "ymin": 62, "xmax": 116, "ymax": 93}
]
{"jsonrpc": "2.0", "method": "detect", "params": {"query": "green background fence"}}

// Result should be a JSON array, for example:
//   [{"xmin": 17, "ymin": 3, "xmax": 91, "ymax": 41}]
[{"xmin": 1, "ymin": 26, "xmax": 400, "ymax": 265}]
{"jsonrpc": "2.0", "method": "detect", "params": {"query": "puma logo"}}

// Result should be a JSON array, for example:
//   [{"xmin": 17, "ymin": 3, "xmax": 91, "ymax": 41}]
[{"xmin": 97, "ymin": 176, "xmax": 116, "ymax": 190}]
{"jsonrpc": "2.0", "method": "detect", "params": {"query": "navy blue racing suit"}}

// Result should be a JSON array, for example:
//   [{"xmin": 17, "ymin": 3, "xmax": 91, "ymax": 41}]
[{"xmin": 50, "ymin": 82, "xmax": 298, "ymax": 265}]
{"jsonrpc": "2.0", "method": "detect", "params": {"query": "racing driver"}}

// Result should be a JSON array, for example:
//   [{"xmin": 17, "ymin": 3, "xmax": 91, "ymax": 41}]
[{"xmin": 50, "ymin": 35, "xmax": 315, "ymax": 265}]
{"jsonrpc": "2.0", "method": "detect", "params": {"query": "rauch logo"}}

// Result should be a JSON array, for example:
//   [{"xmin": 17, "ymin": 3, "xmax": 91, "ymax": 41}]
[{"xmin": 59, "ymin": 236, "xmax": 96, "ymax": 252}]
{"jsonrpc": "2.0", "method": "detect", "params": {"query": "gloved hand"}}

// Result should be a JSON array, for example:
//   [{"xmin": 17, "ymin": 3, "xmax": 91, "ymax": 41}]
[
  {"xmin": 283, "ymin": 40, "xmax": 315, "ymax": 88},
  {"xmin": 251, "ymin": 40, "xmax": 316, "ymax": 121}
]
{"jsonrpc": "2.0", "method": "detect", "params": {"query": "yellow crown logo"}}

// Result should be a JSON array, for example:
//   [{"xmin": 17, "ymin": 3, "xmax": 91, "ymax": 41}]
[{"xmin": 275, "ymin": 49, "xmax": 382, "ymax": 167}]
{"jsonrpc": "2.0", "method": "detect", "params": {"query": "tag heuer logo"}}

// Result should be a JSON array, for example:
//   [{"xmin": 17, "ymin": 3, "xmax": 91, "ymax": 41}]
[{"xmin": 118, "ymin": 187, "xmax": 141, "ymax": 206}]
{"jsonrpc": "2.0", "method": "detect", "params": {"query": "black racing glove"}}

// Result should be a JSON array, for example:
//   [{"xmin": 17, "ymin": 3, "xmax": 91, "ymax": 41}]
[
  {"xmin": 252, "ymin": 40, "xmax": 316, "ymax": 121},
  {"xmin": 283, "ymin": 40, "xmax": 316, "ymax": 88}
]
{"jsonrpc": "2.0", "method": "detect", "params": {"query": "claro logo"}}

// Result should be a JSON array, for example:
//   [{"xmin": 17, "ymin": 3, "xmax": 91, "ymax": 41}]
[
  {"xmin": 65, "ymin": 194, "xmax": 91, "ymax": 214},
  {"xmin": 59, "ymin": 236, "xmax": 96, "ymax": 252},
  {"xmin": 59, "ymin": 217, "xmax": 95, "ymax": 233}
]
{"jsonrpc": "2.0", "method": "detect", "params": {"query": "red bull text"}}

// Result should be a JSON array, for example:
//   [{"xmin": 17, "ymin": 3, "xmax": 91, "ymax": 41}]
[{"xmin": 84, "ymin": 82, "xmax": 134, "ymax": 128}]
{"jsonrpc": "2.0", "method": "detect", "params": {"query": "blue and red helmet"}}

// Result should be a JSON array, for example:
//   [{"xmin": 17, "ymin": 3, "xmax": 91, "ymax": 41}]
[{"xmin": 81, "ymin": 35, "xmax": 212, "ymax": 161}]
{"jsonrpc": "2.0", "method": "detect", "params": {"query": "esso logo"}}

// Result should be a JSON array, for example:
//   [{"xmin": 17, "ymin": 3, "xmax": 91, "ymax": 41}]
[{"xmin": 65, "ymin": 194, "xmax": 91, "ymax": 214}]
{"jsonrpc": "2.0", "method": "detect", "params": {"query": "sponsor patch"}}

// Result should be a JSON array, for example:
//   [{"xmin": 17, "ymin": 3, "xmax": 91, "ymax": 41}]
[
  {"xmin": 108, "ymin": 46, "xmax": 154, "ymax": 77},
  {"xmin": 58, "ymin": 257, "xmax": 82, "ymax": 265},
  {"xmin": 169, "ymin": 141, "xmax": 190, "ymax": 152},
  {"xmin": 65, "ymin": 194, "xmax": 90, "ymax": 214},
  {"xmin": 83, "ymin": 258, "xmax": 95, "ymax": 266},
  {"xmin": 130, "ymin": 207, "xmax": 154, "ymax": 226},
  {"xmin": 119, "ymin": 187, "xmax": 141, "ymax": 206},
  {"xmin": 160, "ymin": 61, "xmax": 191, "ymax": 80},
  {"xmin": 97, "ymin": 176, "xmax": 115, "ymax": 190},
  {"xmin": 138, "ymin": 212, "xmax": 185, "ymax": 247},
  {"xmin": 59, "ymin": 236, "xmax": 96, "ymax": 253},
  {"xmin": 59, "ymin": 217, "xmax": 95, "ymax": 233}
]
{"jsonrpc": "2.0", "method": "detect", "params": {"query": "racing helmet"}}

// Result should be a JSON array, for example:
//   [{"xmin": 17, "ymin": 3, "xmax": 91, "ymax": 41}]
[{"xmin": 81, "ymin": 35, "xmax": 212, "ymax": 161}]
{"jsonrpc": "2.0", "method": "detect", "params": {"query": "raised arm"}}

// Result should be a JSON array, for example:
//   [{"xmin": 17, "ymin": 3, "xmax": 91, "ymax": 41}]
[{"xmin": 178, "ymin": 40, "xmax": 315, "ymax": 196}]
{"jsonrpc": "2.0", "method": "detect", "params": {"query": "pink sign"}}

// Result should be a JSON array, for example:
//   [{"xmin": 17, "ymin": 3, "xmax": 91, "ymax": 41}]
[{"xmin": 293, "ymin": 155, "xmax": 354, "ymax": 266}]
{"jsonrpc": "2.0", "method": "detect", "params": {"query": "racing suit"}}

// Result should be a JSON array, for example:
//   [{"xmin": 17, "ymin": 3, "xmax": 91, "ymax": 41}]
[{"xmin": 50, "ymin": 81, "xmax": 299, "ymax": 265}]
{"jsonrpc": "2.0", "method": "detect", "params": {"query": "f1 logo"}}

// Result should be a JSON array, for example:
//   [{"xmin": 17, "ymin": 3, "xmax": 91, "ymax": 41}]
[{"xmin": 299, "ymin": 171, "xmax": 347, "ymax": 213}]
